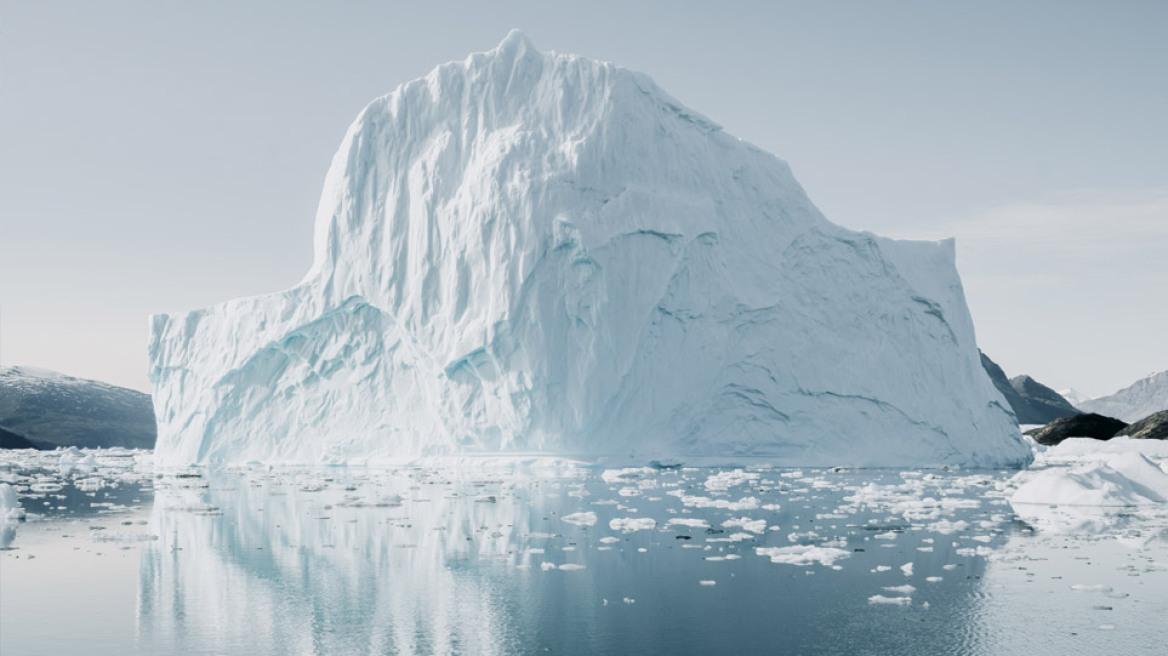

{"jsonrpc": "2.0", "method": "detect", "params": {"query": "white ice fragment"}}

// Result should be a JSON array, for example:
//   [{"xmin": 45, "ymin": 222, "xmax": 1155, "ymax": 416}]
[
  {"xmin": 882, "ymin": 585, "xmax": 915, "ymax": 594},
  {"xmin": 868, "ymin": 595, "xmax": 912, "ymax": 605},
  {"xmin": 722, "ymin": 517, "xmax": 766, "ymax": 534},
  {"xmin": 562, "ymin": 511, "xmax": 598, "ymax": 526},
  {"xmin": 666, "ymin": 518, "xmax": 710, "ymax": 529},
  {"xmin": 756, "ymin": 545, "xmax": 851, "ymax": 567},
  {"xmin": 609, "ymin": 517, "xmax": 656, "ymax": 533},
  {"xmin": 901, "ymin": 562, "xmax": 914, "ymax": 576}
]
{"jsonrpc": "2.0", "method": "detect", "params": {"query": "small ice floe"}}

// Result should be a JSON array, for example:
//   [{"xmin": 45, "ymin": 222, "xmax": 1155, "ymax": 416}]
[
  {"xmin": 601, "ymin": 468, "xmax": 654, "ymax": 483},
  {"xmin": 562, "ymin": 511, "xmax": 598, "ymax": 526},
  {"xmin": 703, "ymin": 469, "xmax": 759, "ymax": 491},
  {"xmin": 873, "ymin": 566, "xmax": 892, "ymax": 572},
  {"xmin": 623, "ymin": 598, "xmax": 635, "ymax": 604},
  {"xmin": 699, "ymin": 580, "xmax": 716, "ymax": 586},
  {"xmin": 927, "ymin": 519, "xmax": 970, "ymax": 534},
  {"xmin": 756, "ymin": 545, "xmax": 850, "ymax": 567},
  {"xmin": 609, "ymin": 517, "xmax": 656, "ymax": 533},
  {"xmin": 557, "ymin": 564, "xmax": 586, "ymax": 571},
  {"xmin": 882, "ymin": 585, "xmax": 915, "ymax": 594},
  {"xmin": 618, "ymin": 488, "xmax": 642, "ymax": 497},
  {"xmin": 868, "ymin": 595, "xmax": 912, "ymax": 606},
  {"xmin": 901, "ymin": 562, "xmax": 914, "ymax": 576},
  {"xmin": 599, "ymin": 536, "xmax": 620, "ymax": 544},
  {"xmin": 1070, "ymin": 584, "xmax": 1112, "ymax": 593},
  {"xmin": 1, "ymin": 484, "xmax": 25, "ymax": 523},
  {"xmin": 90, "ymin": 532, "xmax": 159, "ymax": 543},
  {"xmin": 722, "ymin": 517, "xmax": 766, "ymax": 534},
  {"xmin": 667, "ymin": 518, "xmax": 709, "ymax": 529},
  {"xmin": 540, "ymin": 562, "xmax": 557, "ymax": 571},
  {"xmin": 678, "ymin": 495, "xmax": 760, "ymax": 511},
  {"xmin": 1010, "ymin": 448, "xmax": 1168, "ymax": 510}
]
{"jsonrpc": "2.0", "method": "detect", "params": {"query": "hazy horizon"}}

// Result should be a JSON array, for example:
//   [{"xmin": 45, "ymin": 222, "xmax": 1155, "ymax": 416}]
[{"xmin": 2, "ymin": 1, "xmax": 1166, "ymax": 397}]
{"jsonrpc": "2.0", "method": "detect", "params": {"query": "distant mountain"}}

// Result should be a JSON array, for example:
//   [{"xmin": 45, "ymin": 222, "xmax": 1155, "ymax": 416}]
[
  {"xmin": 0, "ymin": 366, "xmax": 156, "ymax": 449},
  {"xmin": 979, "ymin": 352, "xmax": 1079, "ymax": 425},
  {"xmin": 1079, "ymin": 370, "xmax": 1168, "ymax": 422},
  {"xmin": 1057, "ymin": 388, "xmax": 1091, "ymax": 408}
]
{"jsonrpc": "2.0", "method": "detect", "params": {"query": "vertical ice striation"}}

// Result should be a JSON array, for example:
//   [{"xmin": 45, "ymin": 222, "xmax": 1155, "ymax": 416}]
[{"xmin": 148, "ymin": 31, "xmax": 1030, "ymax": 467}]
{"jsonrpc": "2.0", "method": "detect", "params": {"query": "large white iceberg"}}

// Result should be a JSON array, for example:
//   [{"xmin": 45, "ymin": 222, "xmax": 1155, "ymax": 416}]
[{"xmin": 148, "ymin": 31, "xmax": 1029, "ymax": 468}]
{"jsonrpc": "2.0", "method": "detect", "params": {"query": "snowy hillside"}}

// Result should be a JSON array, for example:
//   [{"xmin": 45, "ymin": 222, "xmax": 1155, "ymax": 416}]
[
  {"xmin": 1080, "ymin": 370, "xmax": 1168, "ymax": 422},
  {"xmin": 148, "ymin": 31, "xmax": 1029, "ymax": 468},
  {"xmin": 0, "ymin": 366, "xmax": 156, "ymax": 449}
]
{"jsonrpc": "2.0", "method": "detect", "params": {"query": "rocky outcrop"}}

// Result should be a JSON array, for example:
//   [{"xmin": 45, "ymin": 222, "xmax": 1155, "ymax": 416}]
[
  {"xmin": 1025, "ymin": 413, "xmax": 1128, "ymax": 446},
  {"xmin": 1116, "ymin": 410, "xmax": 1168, "ymax": 441}
]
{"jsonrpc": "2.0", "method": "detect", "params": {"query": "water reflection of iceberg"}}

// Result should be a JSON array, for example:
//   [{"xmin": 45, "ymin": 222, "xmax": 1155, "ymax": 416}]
[{"xmin": 138, "ymin": 469, "xmax": 577, "ymax": 655}]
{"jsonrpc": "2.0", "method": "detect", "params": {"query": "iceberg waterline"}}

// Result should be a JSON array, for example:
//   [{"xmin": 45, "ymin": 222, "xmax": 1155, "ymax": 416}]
[{"xmin": 148, "ymin": 31, "xmax": 1030, "ymax": 468}]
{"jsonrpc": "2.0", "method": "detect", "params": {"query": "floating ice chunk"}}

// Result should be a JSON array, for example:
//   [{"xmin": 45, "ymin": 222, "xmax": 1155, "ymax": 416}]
[
  {"xmin": 609, "ymin": 517, "xmax": 656, "ymax": 533},
  {"xmin": 704, "ymin": 470, "xmax": 759, "ymax": 491},
  {"xmin": 0, "ymin": 484, "xmax": 24, "ymax": 523},
  {"xmin": 1071, "ymin": 584, "xmax": 1113, "ymax": 593},
  {"xmin": 925, "ymin": 576, "xmax": 943, "ymax": 583},
  {"xmin": 602, "ymin": 468, "xmax": 654, "ymax": 484},
  {"xmin": 666, "ymin": 518, "xmax": 709, "ymax": 529},
  {"xmin": 562, "ymin": 511, "xmax": 598, "ymax": 526},
  {"xmin": 599, "ymin": 536, "xmax": 620, "ymax": 544},
  {"xmin": 882, "ymin": 585, "xmax": 915, "ymax": 594},
  {"xmin": 756, "ymin": 545, "xmax": 851, "ymax": 567},
  {"xmin": 679, "ymin": 495, "xmax": 760, "ymax": 511},
  {"xmin": 722, "ymin": 517, "xmax": 766, "ymax": 534},
  {"xmin": 557, "ymin": 564, "xmax": 586, "ymax": 571},
  {"xmin": 540, "ymin": 562, "xmax": 556, "ymax": 571},
  {"xmin": 868, "ymin": 595, "xmax": 912, "ymax": 605},
  {"xmin": 699, "ymin": 580, "xmax": 716, "ymax": 586},
  {"xmin": 901, "ymin": 562, "xmax": 914, "ymax": 576}
]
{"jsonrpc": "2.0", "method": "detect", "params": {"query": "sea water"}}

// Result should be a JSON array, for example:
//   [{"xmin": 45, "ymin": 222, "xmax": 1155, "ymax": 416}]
[{"xmin": 1, "ymin": 449, "xmax": 1166, "ymax": 655}]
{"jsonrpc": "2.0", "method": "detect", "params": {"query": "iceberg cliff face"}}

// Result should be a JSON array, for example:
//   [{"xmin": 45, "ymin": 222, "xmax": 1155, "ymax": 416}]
[{"xmin": 149, "ymin": 31, "xmax": 1030, "ymax": 467}]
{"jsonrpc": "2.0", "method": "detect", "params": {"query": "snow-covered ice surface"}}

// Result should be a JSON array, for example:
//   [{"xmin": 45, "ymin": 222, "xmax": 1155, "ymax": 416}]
[
  {"xmin": 5, "ymin": 449, "xmax": 1168, "ymax": 655},
  {"xmin": 148, "ymin": 31, "xmax": 1027, "ymax": 469}
]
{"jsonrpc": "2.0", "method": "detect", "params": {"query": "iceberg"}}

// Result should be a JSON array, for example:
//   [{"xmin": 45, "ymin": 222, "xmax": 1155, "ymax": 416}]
[{"xmin": 148, "ymin": 31, "xmax": 1029, "ymax": 468}]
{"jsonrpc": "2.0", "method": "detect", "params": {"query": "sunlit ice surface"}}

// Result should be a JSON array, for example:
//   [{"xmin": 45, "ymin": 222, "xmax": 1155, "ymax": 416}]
[{"xmin": 2, "ymin": 448, "xmax": 1167, "ymax": 655}]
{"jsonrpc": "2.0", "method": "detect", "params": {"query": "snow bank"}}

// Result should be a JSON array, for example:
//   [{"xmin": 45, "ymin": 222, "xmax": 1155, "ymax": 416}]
[
  {"xmin": 148, "ymin": 30, "xmax": 1028, "ymax": 468},
  {"xmin": 1009, "ymin": 437, "xmax": 1168, "ymax": 533}
]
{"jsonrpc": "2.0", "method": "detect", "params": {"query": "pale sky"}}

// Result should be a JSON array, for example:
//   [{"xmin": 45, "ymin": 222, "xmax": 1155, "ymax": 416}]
[{"xmin": 1, "ymin": 1, "xmax": 1165, "ymax": 397}]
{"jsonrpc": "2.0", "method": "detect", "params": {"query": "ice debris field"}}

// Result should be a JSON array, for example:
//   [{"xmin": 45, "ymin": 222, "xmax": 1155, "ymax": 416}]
[{"xmin": 3, "ymin": 438, "xmax": 1168, "ymax": 654}]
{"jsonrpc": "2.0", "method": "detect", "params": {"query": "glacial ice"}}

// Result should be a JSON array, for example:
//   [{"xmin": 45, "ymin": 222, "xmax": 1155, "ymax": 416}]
[{"xmin": 148, "ymin": 30, "xmax": 1029, "ymax": 468}]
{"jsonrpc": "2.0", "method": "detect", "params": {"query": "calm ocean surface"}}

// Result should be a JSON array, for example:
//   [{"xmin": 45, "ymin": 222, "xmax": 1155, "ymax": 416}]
[{"xmin": 2, "ymin": 450, "xmax": 1166, "ymax": 655}]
